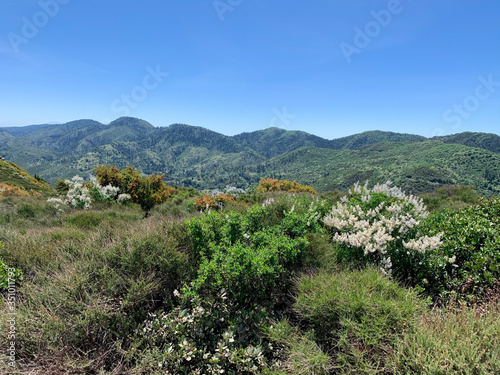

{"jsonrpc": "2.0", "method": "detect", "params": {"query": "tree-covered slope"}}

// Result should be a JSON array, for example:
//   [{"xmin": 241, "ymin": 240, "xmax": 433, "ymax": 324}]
[
  {"xmin": 1, "ymin": 117, "xmax": 499, "ymax": 195},
  {"xmin": 233, "ymin": 127, "xmax": 333, "ymax": 158},
  {"xmin": 260, "ymin": 141, "xmax": 500, "ymax": 196},
  {"xmin": 328, "ymin": 130, "xmax": 426, "ymax": 149},
  {"xmin": 433, "ymin": 132, "xmax": 500, "ymax": 154}
]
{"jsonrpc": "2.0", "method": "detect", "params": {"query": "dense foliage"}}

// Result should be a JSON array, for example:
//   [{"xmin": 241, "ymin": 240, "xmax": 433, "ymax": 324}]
[
  {"xmin": 95, "ymin": 165, "xmax": 175, "ymax": 216},
  {"xmin": 418, "ymin": 197, "xmax": 500, "ymax": 301}
]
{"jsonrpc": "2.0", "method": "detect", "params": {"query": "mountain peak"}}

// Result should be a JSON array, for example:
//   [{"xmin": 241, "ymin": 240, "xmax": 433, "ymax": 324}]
[{"xmin": 108, "ymin": 117, "xmax": 155, "ymax": 130}]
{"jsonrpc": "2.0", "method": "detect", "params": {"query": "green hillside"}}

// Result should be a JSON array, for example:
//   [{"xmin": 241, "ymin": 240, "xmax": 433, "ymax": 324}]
[
  {"xmin": 0, "ymin": 157, "xmax": 54, "ymax": 196},
  {"xmin": 328, "ymin": 130, "xmax": 426, "ymax": 149},
  {"xmin": 433, "ymin": 132, "xmax": 500, "ymax": 154},
  {"xmin": 1, "ymin": 117, "xmax": 499, "ymax": 195},
  {"xmin": 233, "ymin": 127, "xmax": 333, "ymax": 158},
  {"xmin": 260, "ymin": 141, "xmax": 500, "ymax": 196}
]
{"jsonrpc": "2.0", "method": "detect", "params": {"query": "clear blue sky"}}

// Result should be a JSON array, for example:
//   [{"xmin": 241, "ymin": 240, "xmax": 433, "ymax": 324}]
[{"xmin": 1, "ymin": 0, "xmax": 499, "ymax": 139}]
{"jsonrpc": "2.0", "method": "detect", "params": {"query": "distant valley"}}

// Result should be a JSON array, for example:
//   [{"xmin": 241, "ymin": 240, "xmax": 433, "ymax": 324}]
[{"xmin": 1, "ymin": 117, "xmax": 499, "ymax": 196}]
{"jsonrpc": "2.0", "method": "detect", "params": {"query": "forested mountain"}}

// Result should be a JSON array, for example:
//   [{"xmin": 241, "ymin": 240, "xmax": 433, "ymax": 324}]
[
  {"xmin": 432, "ymin": 132, "xmax": 500, "ymax": 154},
  {"xmin": 1, "ymin": 117, "xmax": 499, "ymax": 196},
  {"xmin": 233, "ymin": 127, "xmax": 333, "ymax": 158},
  {"xmin": 328, "ymin": 130, "xmax": 427, "ymax": 149}
]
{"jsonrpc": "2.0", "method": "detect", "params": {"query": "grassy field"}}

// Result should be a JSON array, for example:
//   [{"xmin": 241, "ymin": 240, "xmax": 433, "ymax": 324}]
[{"xmin": 0, "ymin": 182, "xmax": 499, "ymax": 374}]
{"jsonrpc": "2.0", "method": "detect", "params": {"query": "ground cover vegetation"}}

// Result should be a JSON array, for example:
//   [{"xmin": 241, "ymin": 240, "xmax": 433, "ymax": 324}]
[{"xmin": 0, "ymin": 170, "xmax": 499, "ymax": 374}]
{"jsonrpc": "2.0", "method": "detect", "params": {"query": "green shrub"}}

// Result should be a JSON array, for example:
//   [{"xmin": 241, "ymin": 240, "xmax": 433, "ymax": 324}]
[
  {"xmin": 418, "ymin": 197, "xmax": 500, "ymax": 301},
  {"xmin": 186, "ymin": 205, "xmax": 313, "ymax": 306},
  {"xmin": 294, "ymin": 268, "xmax": 426, "ymax": 373},
  {"xmin": 190, "ymin": 232, "xmax": 308, "ymax": 308}
]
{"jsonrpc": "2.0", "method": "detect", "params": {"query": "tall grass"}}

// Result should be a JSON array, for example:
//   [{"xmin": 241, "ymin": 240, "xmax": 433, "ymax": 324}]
[
  {"xmin": 0, "ymin": 197, "xmax": 194, "ymax": 372},
  {"xmin": 392, "ymin": 296, "xmax": 500, "ymax": 374}
]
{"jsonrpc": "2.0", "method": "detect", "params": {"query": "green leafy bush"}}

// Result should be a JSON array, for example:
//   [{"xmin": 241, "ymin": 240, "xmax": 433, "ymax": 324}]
[
  {"xmin": 186, "ymin": 206, "xmax": 310, "ymax": 307},
  {"xmin": 190, "ymin": 232, "xmax": 308, "ymax": 307},
  {"xmin": 418, "ymin": 197, "xmax": 500, "ymax": 301}
]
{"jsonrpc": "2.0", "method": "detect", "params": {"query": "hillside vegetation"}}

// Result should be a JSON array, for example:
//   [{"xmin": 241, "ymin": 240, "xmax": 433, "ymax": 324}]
[
  {"xmin": 1, "ymin": 117, "xmax": 500, "ymax": 195},
  {"xmin": 0, "ymin": 158, "xmax": 54, "ymax": 196},
  {"xmin": 0, "ymin": 176, "xmax": 498, "ymax": 374}
]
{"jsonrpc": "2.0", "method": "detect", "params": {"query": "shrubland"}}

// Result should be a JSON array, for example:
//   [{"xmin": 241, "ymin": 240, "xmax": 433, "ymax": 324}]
[{"xmin": 0, "ymin": 174, "xmax": 498, "ymax": 374}]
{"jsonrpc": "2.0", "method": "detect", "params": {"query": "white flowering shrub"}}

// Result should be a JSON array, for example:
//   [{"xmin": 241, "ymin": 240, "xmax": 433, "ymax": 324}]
[
  {"xmin": 47, "ymin": 175, "xmax": 127, "ymax": 211},
  {"xmin": 323, "ymin": 182, "xmax": 442, "ymax": 283},
  {"xmin": 117, "ymin": 193, "xmax": 131, "ymax": 204},
  {"xmin": 89, "ymin": 176, "xmax": 120, "ymax": 203},
  {"xmin": 65, "ymin": 175, "xmax": 92, "ymax": 209},
  {"xmin": 46, "ymin": 197, "xmax": 66, "ymax": 212}
]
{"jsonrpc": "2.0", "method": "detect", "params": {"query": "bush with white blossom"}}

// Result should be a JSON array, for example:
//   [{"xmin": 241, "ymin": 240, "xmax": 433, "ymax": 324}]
[
  {"xmin": 65, "ymin": 175, "xmax": 92, "ymax": 209},
  {"xmin": 89, "ymin": 176, "xmax": 120, "ymax": 203},
  {"xmin": 48, "ymin": 175, "xmax": 127, "ymax": 210},
  {"xmin": 323, "ymin": 182, "xmax": 442, "ymax": 284}
]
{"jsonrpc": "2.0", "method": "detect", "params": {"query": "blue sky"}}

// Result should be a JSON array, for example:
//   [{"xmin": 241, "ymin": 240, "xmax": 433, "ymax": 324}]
[{"xmin": 0, "ymin": 0, "xmax": 499, "ymax": 139}]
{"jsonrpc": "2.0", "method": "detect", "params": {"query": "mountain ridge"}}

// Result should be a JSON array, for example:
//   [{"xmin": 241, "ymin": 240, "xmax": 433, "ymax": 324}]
[{"xmin": 1, "ymin": 117, "xmax": 499, "ymax": 196}]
